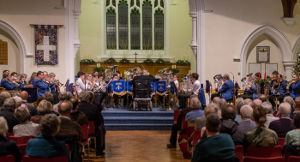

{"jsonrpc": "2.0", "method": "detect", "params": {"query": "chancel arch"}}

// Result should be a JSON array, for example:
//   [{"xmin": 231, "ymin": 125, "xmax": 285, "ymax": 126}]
[
  {"xmin": 238, "ymin": 23, "xmax": 294, "ymax": 81},
  {"xmin": 0, "ymin": 19, "xmax": 28, "ymax": 73},
  {"xmin": 292, "ymin": 34, "xmax": 300, "ymax": 60}
]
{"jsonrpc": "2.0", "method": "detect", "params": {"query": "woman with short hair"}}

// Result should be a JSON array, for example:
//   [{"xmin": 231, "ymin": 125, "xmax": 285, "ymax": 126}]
[
  {"xmin": 0, "ymin": 117, "xmax": 22, "ymax": 162},
  {"xmin": 26, "ymin": 114, "xmax": 71, "ymax": 161},
  {"xmin": 13, "ymin": 107, "xmax": 39, "ymax": 137},
  {"xmin": 285, "ymin": 112, "xmax": 300, "ymax": 145}
]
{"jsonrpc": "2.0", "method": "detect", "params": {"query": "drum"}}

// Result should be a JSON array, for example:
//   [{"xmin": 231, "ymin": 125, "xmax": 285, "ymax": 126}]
[{"xmin": 156, "ymin": 80, "xmax": 167, "ymax": 96}]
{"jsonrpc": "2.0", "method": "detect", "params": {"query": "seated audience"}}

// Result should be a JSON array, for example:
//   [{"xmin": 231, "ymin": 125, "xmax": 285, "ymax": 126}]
[
  {"xmin": 66, "ymin": 92, "xmax": 73, "ymax": 101},
  {"xmin": 55, "ymin": 101, "xmax": 83, "ymax": 162},
  {"xmin": 234, "ymin": 98, "xmax": 244, "ymax": 123},
  {"xmin": 269, "ymin": 102, "xmax": 295, "ymax": 137},
  {"xmin": 201, "ymin": 104, "xmax": 244, "ymax": 145},
  {"xmin": 0, "ymin": 117, "xmax": 22, "ymax": 162},
  {"xmin": 26, "ymin": 114, "xmax": 71, "ymax": 161},
  {"xmin": 253, "ymin": 99, "xmax": 262, "ymax": 109},
  {"xmin": 195, "ymin": 104, "xmax": 218, "ymax": 131},
  {"xmin": 12, "ymin": 96, "xmax": 22, "ymax": 108},
  {"xmin": 30, "ymin": 96, "xmax": 46, "ymax": 116},
  {"xmin": 285, "ymin": 112, "xmax": 300, "ymax": 146},
  {"xmin": 199, "ymin": 105, "xmax": 218, "ymax": 137},
  {"xmin": 53, "ymin": 92, "xmax": 67, "ymax": 113},
  {"xmin": 259, "ymin": 94, "xmax": 268, "ymax": 102},
  {"xmin": 20, "ymin": 91, "xmax": 34, "ymax": 112},
  {"xmin": 261, "ymin": 101, "xmax": 279, "ymax": 127},
  {"xmin": 31, "ymin": 100, "xmax": 54, "ymax": 124},
  {"xmin": 0, "ymin": 92, "xmax": 11, "ymax": 109},
  {"xmin": 245, "ymin": 106, "xmax": 278, "ymax": 147},
  {"xmin": 290, "ymin": 97, "xmax": 300, "ymax": 119},
  {"xmin": 239, "ymin": 105, "xmax": 256, "ymax": 134},
  {"xmin": 167, "ymin": 107, "xmax": 192, "ymax": 148},
  {"xmin": 185, "ymin": 98, "xmax": 204, "ymax": 121},
  {"xmin": 78, "ymin": 91, "xmax": 105, "ymax": 155},
  {"xmin": 13, "ymin": 107, "xmax": 39, "ymax": 137},
  {"xmin": 284, "ymin": 96, "xmax": 295, "ymax": 111},
  {"xmin": 0, "ymin": 98, "xmax": 19, "ymax": 132},
  {"xmin": 192, "ymin": 114, "xmax": 235, "ymax": 162},
  {"xmin": 70, "ymin": 98, "xmax": 88, "ymax": 126}
]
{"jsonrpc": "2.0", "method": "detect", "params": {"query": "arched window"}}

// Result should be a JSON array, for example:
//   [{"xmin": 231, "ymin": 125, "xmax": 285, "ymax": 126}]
[{"xmin": 105, "ymin": 0, "xmax": 165, "ymax": 53}]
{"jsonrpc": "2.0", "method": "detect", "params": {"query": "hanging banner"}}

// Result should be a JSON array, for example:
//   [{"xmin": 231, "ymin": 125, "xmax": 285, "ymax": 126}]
[{"xmin": 34, "ymin": 25, "xmax": 58, "ymax": 65}]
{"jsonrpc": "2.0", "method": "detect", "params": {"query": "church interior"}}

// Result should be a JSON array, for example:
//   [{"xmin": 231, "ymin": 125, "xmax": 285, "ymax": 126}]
[{"xmin": 1, "ymin": 0, "xmax": 300, "ymax": 161}]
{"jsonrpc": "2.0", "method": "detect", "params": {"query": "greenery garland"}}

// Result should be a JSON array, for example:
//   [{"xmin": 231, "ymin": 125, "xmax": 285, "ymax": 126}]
[
  {"xmin": 156, "ymin": 58, "xmax": 169, "ymax": 64},
  {"xmin": 104, "ymin": 58, "xmax": 116, "ymax": 64},
  {"xmin": 143, "ymin": 59, "xmax": 154, "ymax": 65},
  {"xmin": 93, "ymin": 67, "xmax": 105, "ymax": 73},
  {"xmin": 80, "ymin": 59, "xmax": 95, "ymax": 65},
  {"xmin": 119, "ymin": 58, "xmax": 130, "ymax": 64},
  {"xmin": 176, "ymin": 60, "xmax": 190, "ymax": 65},
  {"xmin": 171, "ymin": 68, "xmax": 179, "ymax": 74}
]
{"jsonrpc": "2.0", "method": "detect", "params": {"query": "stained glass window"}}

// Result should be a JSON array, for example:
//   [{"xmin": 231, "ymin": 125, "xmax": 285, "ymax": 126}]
[
  {"xmin": 155, "ymin": 8, "xmax": 164, "ymax": 50},
  {"xmin": 118, "ymin": 1, "xmax": 128, "ymax": 50},
  {"xmin": 131, "ymin": 0, "xmax": 134, "ymax": 7},
  {"xmin": 106, "ymin": 0, "xmax": 110, "ymax": 6},
  {"xmin": 136, "ymin": 0, "xmax": 140, "ymax": 6},
  {"xmin": 131, "ymin": 8, "xmax": 140, "ymax": 49},
  {"xmin": 112, "ymin": 0, "xmax": 116, "ymax": 6},
  {"xmin": 106, "ymin": 7, "xmax": 116, "ymax": 49},
  {"xmin": 154, "ymin": 0, "xmax": 158, "ymax": 7},
  {"xmin": 160, "ymin": 0, "xmax": 164, "ymax": 8},
  {"xmin": 142, "ymin": 0, "xmax": 152, "ymax": 50}
]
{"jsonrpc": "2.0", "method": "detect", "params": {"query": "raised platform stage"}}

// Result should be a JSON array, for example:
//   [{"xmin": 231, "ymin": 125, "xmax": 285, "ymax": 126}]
[{"xmin": 102, "ymin": 108, "xmax": 174, "ymax": 130}]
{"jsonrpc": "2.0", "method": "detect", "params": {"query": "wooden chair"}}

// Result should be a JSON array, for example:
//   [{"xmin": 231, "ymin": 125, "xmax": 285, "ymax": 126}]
[
  {"xmin": 81, "ymin": 124, "xmax": 90, "ymax": 160},
  {"xmin": 173, "ymin": 110, "xmax": 181, "ymax": 124},
  {"xmin": 9, "ymin": 136, "xmax": 36, "ymax": 145},
  {"xmin": 244, "ymin": 156, "xmax": 284, "ymax": 162},
  {"xmin": 193, "ymin": 130, "xmax": 201, "ymax": 148},
  {"xmin": 0, "ymin": 155, "xmax": 14, "ymax": 162},
  {"xmin": 235, "ymin": 145, "xmax": 244, "ymax": 162},
  {"xmin": 278, "ymin": 138, "xmax": 285, "ymax": 149},
  {"xmin": 0, "ymin": 87, "xmax": 5, "ymax": 92},
  {"xmin": 22, "ymin": 155, "xmax": 68, "ymax": 162},
  {"xmin": 246, "ymin": 145, "xmax": 282, "ymax": 157}
]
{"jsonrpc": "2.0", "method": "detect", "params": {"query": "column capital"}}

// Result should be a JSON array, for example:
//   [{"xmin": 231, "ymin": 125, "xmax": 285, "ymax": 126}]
[{"xmin": 282, "ymin": 60, "xmax": 296, "ymax": 67}]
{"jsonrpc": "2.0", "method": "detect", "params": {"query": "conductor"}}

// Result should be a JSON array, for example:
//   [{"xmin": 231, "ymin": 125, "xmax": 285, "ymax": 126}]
[{"xmin": 129, "ymin": 70, "xmax": 155, "ymax": 90}]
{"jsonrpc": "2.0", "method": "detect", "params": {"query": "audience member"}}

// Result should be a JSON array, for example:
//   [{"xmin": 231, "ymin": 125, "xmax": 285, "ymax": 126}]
[
  {"xmin": 31, "ymin": 100, "xmax": 55, "ymax": 123},
  {"xmin": 66, "ymin": 92, "xmax": 73, "ymax": 101},
  {"xmin": 167, "ymin": 107, "xmax": 193, "ymax": 148},
  {"xmin": 11, "ymin": 92, "xmax": 21, "ymax": 97},
  {"xmin": 284, "ymin": 96, "xmax": 295, "ymax": 114},
  {"xmin": 192, "ymin": 114, "xmax": 235, "ymax": 162},
  {"xmin": 0, "ymin": 98, "xmax": 19, "ymax": 132},
  {"xmin": 201, "ymin": 104, "xmax": 244, "ymax": 145},
  {"xmin": 20, "ymin": 91, "xmax": 34, "ymax": 112},
  {"xmin": 43, "ymin": 92, "xmax": 54, "ymax": 105},
  {"xmin": 245, "ymin": 98, "xmax": 253, "ymax": 107},
  {"xmin": 70, "ymin": 98, "xmax": 88, "ymax": 126},
  {"xmin": 0, "ymin": 117, "xmax": 22, "ymax": 162},
  {"xmin": 199, "ymin": 105, "xmax": 218, "ymax": 137},
  {"xmin": 13, "ymin": 107, "xmax": 39, "ymax": 137},
  {"xmin": 285, "ymin": 112, "xmax": 300, "ymax": 146},
  {"xmin": 245, "ymin": 106, "xmax": 278, "ymax": 147},
  {"xmin": 30, "ymin": 96, "xmax": 46, "ymax": 116},
  {"xmin": 269, "ymin": 102, "xmax": 295, "ymax": 137},
  {"xmin": 12, "ymin": 96, "xmax": 22, "ymax": 108},
  {"xmin": 0, "ymin": 92, "xmax": 11, "ymax": 109},
  {"xmin": 290, "ymin": 97, "xmax": 300, "ymax": 119},
  {"xmin": 53, "ymin": 92, "xmax": 67, "ymax": 112},
  {"xmin": 212, "ymin": 97, "xmax": 220, "ymax": 105},
  {"xmin": 78, "ymin": 91, "xmax": 105, "ymax": 155},
  {"xmin": 185, "ymin": 98, "xmax": 204, "ymax": 121},
  {"xmin": 235, "ymin": 99, "xmax": 251, "ymax": 123},
  {"xmin": 55, "ymin": 101, "xmax": 83, "ymax": 162},
  {"xmin": 239, "ymin": 105, "xmax": 256, "ymax": 134},
  {"xmin": 259, "ymin": 94, "xmax": 268, "ymax": 102},
  {"xmin": 26, "ymin": 114, "xmax": 71, "ymax": 161},
  {"xmin": 195, "ymin": 104, "xmax": 217, "ymax": 130},
  {"xmin": 253, "ymin": 99, "xmax": 262, "ymax": 109},
  {"xmin": 261, "ymin": 101, "xmax": 279, "ymax": 127}
]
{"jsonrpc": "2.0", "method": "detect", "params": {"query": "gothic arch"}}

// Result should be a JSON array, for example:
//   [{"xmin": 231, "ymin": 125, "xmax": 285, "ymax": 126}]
[
  {"xmin": 292, "ymin": 34, "xmax": 300, "ymax": 59},
  {"xmin": 0, "ymin": 19, "xmax": 28, "ymax": 73},
  {"xmin": 238, "ymin": 23, "xmax": 294, "ymax": 80}
]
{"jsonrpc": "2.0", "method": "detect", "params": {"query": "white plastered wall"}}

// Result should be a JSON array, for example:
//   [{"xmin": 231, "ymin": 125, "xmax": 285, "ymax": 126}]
[{"xmin": 0, "ymin": 0, "xmax": 67, "ymax": 83}]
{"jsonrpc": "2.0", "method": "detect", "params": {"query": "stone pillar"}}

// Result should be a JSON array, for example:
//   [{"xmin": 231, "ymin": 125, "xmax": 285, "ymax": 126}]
[
  {"xmin": 189, "ymin": 12, "xmax": 197, "ymax": 57},
  {"xmin": 283, "ymin": 61, "xmax": 296, "ymax": 80}
]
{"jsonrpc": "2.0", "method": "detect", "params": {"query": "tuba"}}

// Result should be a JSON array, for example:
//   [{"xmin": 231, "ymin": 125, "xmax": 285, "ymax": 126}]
[
  {"xmin": 213, "ymin": 74, "xmax": 222, "ymax": 91},
  {"xmin": 105, "ymin": 65, "xmax": 118, "ymax": 81}
]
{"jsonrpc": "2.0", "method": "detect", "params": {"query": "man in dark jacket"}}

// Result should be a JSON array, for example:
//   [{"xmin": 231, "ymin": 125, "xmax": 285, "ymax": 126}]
[
  {"xmin": 201, "ymin": 104, "xmax": 244, "ymax": 146},
  {"xmin": 77, "ymin": 91, "xmax": 105, "ymax": 155},
  {"xmin": 0, "ymin": 97, "xmax": 19, "ymax": 132},
  {"xmin": 129, "ymin": 70, "xmax": 155, "ymax": 90}
]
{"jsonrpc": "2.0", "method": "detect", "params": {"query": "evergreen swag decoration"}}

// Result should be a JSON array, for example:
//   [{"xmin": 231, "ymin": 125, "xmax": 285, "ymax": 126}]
[
  {"xmin": 176, "ymin": 60, "xmax": 190, "ymax": 65},
  {"xmin": 119, "ymin": 58, "xmax": 130, "ymax": 64},
  {"xmin": 144, "ymin": 58, "xmax": 154, "ymax": 65},
  {"xmin": 81, "ymin": 59, "xmax": 95, "ymax": 65},
  {"xmin": 156, "ymin": 58, "xmax": 169, "ymax": 64},
  {"xmin": 171, "ymin": 68, "xmax": 179, "ymax": 74},
  {"xmin": 255, "ymin": 79, "xmax": 269, "ymax": 84},
  {"xmin": 293, "ymin": 53, "xmax": 300, "ymax": 75},
  {"xmin": 104, "ymin": 58, "xmax": 116, "ymax": 64},
  {"xmin": 93, "ymin": 67, "xmax": 105, "ymax": 73}
]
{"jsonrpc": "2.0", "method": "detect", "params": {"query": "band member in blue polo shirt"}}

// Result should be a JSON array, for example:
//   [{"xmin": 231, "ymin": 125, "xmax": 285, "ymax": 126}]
[{"xmin": 33, "ymin": 71, "xmax": 50, "ymax": 97}]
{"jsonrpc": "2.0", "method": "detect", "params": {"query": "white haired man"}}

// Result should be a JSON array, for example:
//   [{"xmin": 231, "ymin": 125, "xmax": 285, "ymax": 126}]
[
  {"xmin": 239, "ymin": 105, "xmax": 256, "ymax": 134},
  {"xmin": 261, "ymin": 101, "xmax": 279, "ymax": 127},
  {"xmin": 269, "ymin": 102, "xmax": 295, "ymax": 137}
]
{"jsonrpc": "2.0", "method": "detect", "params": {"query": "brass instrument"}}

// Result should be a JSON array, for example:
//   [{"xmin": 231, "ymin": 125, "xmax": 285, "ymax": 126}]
[
  {"xmin": 105, "ymin": 65, "xmax": 118, "ymax": 81},
  {"xmin": 10, "ymin": 77, "xmax": 20, "ymax": 87},
  {"xmin": 287, "ymin": 78, "xmax": 300, "ymax": 89},
  {"xmin": 213, "ymin": 74, "xmax": 222, "ymax": 91}
]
